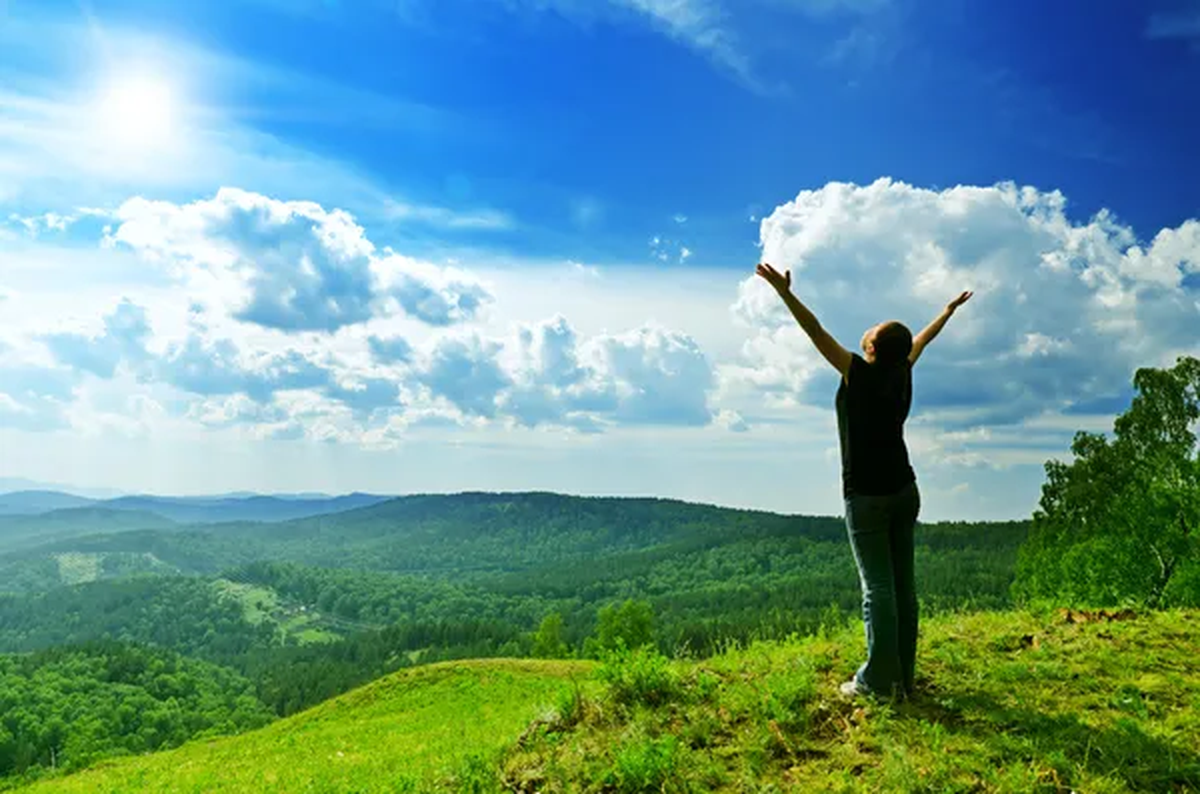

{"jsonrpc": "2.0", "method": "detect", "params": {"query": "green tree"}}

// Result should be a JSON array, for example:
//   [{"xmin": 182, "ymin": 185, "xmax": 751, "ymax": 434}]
[
  {"xmin": 586, "ymin": 599, "xmax": 655, "ymax": 656},
  {"xmin": 531, "ymin": 612, "xmax": 568, "ymax": 659},
  {"xmin": 1014, "ymin": 356, "xmax": 1200, "ymax": 608}
]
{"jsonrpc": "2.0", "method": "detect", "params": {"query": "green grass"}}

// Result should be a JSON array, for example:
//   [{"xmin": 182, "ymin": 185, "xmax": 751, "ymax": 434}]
[
  {"xmin": 211, "ymin": 579, "xmax": 279, "ymax": 625},
  {"xmin": 213, "ymin": 580, "xmax": 342, "ymax": 644},
  {"xmin": 16, "ymin": 609, "xmax": 1200, "ymax": 793},
  {"xmin": 18, "ymin": 658, "xmax": 592, "ymax": 793},
  {"xmin": 53, "ymin": 552, "xmax": 101, "ymax": 584},
  {"xmin": 279, "ymin": 612, "xmax": 341, "ymax": 645}
]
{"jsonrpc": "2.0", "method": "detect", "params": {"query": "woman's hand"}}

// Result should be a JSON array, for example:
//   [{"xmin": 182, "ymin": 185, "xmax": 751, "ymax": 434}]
[
  {"xmin": 756, "ymin": 262, "xmax": 792, "ymax": 293},
  {"xmin": 946, "ymin": 290, "xmax": 973, "ymax": 313}
]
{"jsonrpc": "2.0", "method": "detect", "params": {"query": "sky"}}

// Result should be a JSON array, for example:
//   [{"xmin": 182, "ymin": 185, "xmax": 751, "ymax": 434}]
[{"xmin": 0, "ymin": 0, "xmax": 1198, "ymax": 520}]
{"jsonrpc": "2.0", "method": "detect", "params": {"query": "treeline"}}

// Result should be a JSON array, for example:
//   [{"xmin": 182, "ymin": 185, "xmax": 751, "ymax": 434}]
[
  {"xmin": 234, "ymin": 516, "xmax": 1028, "ymax": 654},
  {"xmin": 0, "ymin": 641, "xmax": 272, "ymax": 788}
]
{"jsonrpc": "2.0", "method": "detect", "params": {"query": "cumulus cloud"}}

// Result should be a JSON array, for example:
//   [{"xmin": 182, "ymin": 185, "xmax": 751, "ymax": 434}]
[
  {"xmin": 374, "ymin": 254, "xmax": 493, "ymax": 326},
  {"xmin": 106, "ymin": 188, "xmax": 492, "ymax": 332},
  {"xmin": 154, "ymin": 336, "xmax": 327, "ymax": 401},
  {"xmin": 416, "ymin": 333, "xmax": 512, "ymax": 420},
  {"xmin": 367, "ymin": 334, "xmax": 414, "ymax": 364},
  {"xmin": 33, "ymin": 296, "xmax": 409, "ymax": 432},
  {"xmin": 407, "ymin": 316, "xmax": 716, "ymax": 431},
  {"xmin": 594, "ymin": 325, "xmax": 714, "ymax": 426},
  {"xmin": 41, "ymin": 300, "xmax": 151, "ymax": 378},
  {"xmin": 0, "ymin": 360, "xmax": 76, "ymax": 432},
  {"xmin": 155, "ymin": 333, "xmax": 405, "ymax": 421},
  {"xmin": 499, "ymin": 316, "xmax": 618, "ymax": 427},
  {"xmin": 15, "ymin": 191, "xmax": 714, "ymax": 442},
  {"xmin": 727, "ymin": 178, "xmax": 1200, "ymax": 429},
  {"xmin": 8, "ymin": 211, "xmax": 75, "ymax": 235},
  {"xmin": 715, "ymin": 408, "xmax": 750, "ymax": 432}
]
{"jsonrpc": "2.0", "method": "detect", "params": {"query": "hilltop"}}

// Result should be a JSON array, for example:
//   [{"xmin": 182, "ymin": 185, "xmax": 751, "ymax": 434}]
[{"xmin": 14, "ymin": 607, "xmax": 1199, "ymax": 793}]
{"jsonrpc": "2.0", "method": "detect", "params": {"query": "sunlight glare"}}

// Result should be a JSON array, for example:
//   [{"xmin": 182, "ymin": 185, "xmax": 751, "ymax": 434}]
[{"xmin": 96, "ymin": 75, "xmax": 175, "ymax": 149}]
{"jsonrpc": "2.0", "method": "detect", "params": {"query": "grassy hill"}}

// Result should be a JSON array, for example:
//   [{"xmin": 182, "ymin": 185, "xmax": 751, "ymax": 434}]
[{"xmin": 15, "ymin": 607, "xmax": 1199, "ymax": 793}]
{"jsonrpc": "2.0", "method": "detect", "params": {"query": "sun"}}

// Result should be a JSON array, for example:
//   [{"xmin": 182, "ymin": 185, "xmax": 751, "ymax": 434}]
[{"xmin": 96, "ymin": 75, "xmax": 175, "ymax": 148}]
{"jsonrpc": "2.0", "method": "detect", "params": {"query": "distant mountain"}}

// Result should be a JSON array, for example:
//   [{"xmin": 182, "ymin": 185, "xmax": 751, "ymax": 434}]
[
  {"xmin": 99, "ymin": 493, "xmax": 391, "ymax": 524},
  {"xmin": 0, "ymin": 507, "xmax": 177, "ymax": 553},
  {"xmin": 0, "ymin": 490, "xmax": 393, "ymax": 523},
  {"xmin": 0, "ymin": 490, "xmax": 97, "ymax": 514},
  {"xmin": 17, "ymin": 491, "xmax": 847, "ymax": 577},
  {"xmin": 0, "ymin": 478, "xmax": 126, "ymax": 499}
]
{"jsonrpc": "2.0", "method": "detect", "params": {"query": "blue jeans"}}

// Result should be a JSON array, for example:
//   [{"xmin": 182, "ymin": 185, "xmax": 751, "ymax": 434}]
[{"xmin": 844, "ymin": 480, "xmax": 920, "ymax": 699}]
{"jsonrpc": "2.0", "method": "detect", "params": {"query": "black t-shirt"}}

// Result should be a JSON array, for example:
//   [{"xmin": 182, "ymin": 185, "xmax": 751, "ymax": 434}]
[{"xmin": 835, "ymin": 354, "xmax": 916, "ymax": 498}]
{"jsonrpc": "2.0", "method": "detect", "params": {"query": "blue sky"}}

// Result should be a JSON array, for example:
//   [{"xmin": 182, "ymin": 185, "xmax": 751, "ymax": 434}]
[{"xmin": 1, "ymin": 0, "xmax": 1198, "ymax": 520}]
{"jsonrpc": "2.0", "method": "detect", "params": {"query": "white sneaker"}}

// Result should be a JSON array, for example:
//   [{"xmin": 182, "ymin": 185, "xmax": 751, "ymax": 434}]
[{"xmin": 839, "ymin": 679, "xmax": 859, "ymax": 696}]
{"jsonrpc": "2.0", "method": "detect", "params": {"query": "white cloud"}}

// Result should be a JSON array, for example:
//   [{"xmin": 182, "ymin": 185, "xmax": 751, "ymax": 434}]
[
  {"xmin": 41, "ymin": 299, "xmax": 152, "ymax": 378},
  {"xmin": 367, "ymin": 334, "xmax": 414, "ymax": 364},
  {"xmin": 499, "ymin": 0, "xmax": 891, "ymax": 91},
  {"xmin": 589, "ymin": 323, "xmax": 714, "ymax": 426},
  {"xmin": 28, "ymin": 300, "xmax": 718, "ymax": 442},
  {"xmin": 727, "ymin": 178, "xmax": 1200, "ymax": 429},
  {"xmin": 714, "ymin": 408, "xmax": 749, "ymax": 432},
  {"xmin": 650, "ymin": 234, "xmax": 693, "ymax": 264},
  {"xmin": 383, "ymin": 200, "xmax": 514, "ymax": 231},
  {"xmin": 612, "ymin": 0, "xmax": 753, "ymax": 82},
  {"xmin": 415, "ymin": 316, "xmax": 716, "ymax": 431},
  {"xmin": 106, "ymin": 188, "xmax": 493, "ymax": 332},
  {"xmin": 500, "ymin": 0, "xmax": 760, "ymax": 88},
  {"xmin": 374, "ymin": 254, "xmax": 494, "ymax": 327},
  {"xmin": 417, "ymin": 332, "xmax": 512, "ymax": 420},
  {"xmin": 6, "ymin": 211, "xmax": 93, "ymax": 236}
]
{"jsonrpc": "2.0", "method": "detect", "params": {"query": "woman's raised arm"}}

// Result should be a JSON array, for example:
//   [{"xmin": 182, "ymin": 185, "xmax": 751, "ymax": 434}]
[{"xmin": 756, "ymin": 262, "xmax": 852, "ymax": 378}]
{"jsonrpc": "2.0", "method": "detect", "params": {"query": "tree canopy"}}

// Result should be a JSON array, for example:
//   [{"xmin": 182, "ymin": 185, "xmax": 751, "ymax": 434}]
[{"xmin": 1014, "ymin": 355, "xmax": 1200, "ymax": 608}]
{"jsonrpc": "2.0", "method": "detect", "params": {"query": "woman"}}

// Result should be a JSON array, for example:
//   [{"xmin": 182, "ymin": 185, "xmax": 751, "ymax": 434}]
[{"xmin": 755, "ymin": 262, "xmax": 972, "ymax": 701}]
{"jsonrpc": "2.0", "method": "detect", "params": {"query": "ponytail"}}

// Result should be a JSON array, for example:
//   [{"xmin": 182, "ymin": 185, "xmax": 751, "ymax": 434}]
[{"xmin": 873, "ymin": 322, "xmax": 913, "ymax": 406}]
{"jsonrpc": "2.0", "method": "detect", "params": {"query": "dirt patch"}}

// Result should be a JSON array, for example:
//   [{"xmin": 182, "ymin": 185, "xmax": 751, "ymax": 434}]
[{"xmin": 1058, "ymin": 608, "xmax": 1137, "ymax": 624}]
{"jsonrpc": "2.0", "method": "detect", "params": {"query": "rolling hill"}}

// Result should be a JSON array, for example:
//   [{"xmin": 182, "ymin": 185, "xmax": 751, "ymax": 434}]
[
  {"xmin": 0, "ymin": 490, "xmax": 393, "ymax": 524},
  {"xmin": 3, "ymin": 491, "xmax": 876, "ymax": 577},
  {"xmin": 0, "ymin": 507, "xmax": 176, "ymax": 553},
  {"xmin": 11, "ymin": 608, "xmax": 1199, "ymax": 793},
  {"xmin": 0, "ymin": 490, "xmax": 96, "ymax": 515},
  {"xmin": 97, "ymin": 492, "xmax": 392, "ymax": 524}
]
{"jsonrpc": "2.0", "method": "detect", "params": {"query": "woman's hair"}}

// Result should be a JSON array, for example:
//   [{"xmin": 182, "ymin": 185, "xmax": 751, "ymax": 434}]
[{"xmin": 873, "ymin": 321, "xmax": 913, "ymax": 368}]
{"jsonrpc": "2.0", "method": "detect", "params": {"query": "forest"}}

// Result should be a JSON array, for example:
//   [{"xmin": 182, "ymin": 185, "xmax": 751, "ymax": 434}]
[{"xmin": 0, "ymin": 500, "xmax": 1029, "ymax": 784}]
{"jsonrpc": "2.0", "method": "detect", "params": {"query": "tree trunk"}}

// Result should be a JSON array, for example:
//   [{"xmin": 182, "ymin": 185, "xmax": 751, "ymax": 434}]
[{"xmin": 1145, "ymin": 543, "xmax": 1177, "ymax": 610}]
